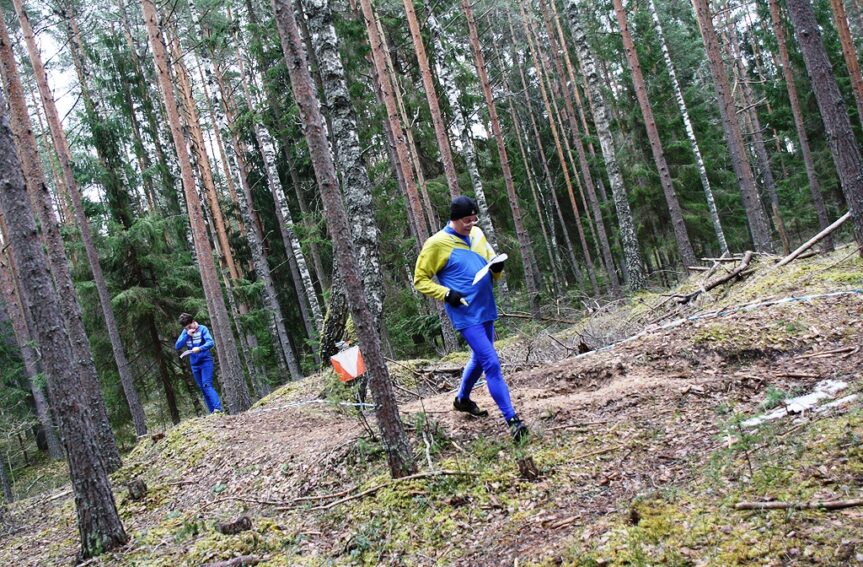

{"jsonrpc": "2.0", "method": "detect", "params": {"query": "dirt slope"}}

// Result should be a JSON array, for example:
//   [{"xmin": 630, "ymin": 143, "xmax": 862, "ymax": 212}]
[{"xmin": 2, "ymin": 251, "xmax": 863, "ymax": 566}]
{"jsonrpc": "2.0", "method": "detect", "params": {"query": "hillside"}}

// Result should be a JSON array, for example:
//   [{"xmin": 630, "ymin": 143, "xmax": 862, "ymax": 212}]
[{"xmin": 2, "ymin": 248, "xmax": 863, "ymax": 566}]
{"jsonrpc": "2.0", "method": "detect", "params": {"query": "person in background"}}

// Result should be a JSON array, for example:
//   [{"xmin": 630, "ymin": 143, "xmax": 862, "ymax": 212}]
[
  {"xmin": 413, "ymin": 196, "xmax": 528, "ymax": 442},
  {"xmin": 175, "ymin": 313, "xmax": 222, "ymax": 414}
]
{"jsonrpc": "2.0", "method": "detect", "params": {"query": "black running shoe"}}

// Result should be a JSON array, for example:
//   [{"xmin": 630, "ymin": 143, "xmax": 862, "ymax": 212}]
[
  {"xmin": 453, "ymin": 396, "xmax": 489, "ymax": 417},
  {"xmin": 507, "ymin": 415, "xmax": 529, "ymax": 443}
]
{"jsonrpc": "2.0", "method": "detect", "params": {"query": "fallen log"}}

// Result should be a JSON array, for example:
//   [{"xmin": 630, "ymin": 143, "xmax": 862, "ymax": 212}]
[
  {"xmin": 673, "ymin": 251, "xmax": 754, "ymax": 304},
  {"xmin": 775, "ymin": 212, "xmax": 851, "ymax": 268},
  {"xmin": 701, "ymin": 256, "xmax": 746, "ymax": 263},
  {"xmin": 735, "ymin": 498, "xmax": 863, "ymax": 511}
]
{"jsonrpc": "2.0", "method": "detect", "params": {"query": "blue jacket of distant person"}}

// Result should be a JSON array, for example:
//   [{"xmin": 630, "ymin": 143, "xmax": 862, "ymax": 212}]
[
  {"xmin": 174, "ymin": 325, "xmax": 215, "ymax": 366},
  {"xmin": 413, "ymin": 225, "xmax": 501, "ymax": 331}
]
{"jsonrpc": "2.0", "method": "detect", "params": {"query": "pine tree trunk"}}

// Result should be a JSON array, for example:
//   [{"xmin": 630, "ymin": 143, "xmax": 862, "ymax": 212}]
[
  {"xmin": 273, "ymin": 0, "xmax": 416, "ymax": 479},
  {"xmin": 358, "ymin": 0, "xmax": 427, "ymax": 244},
  {"xmin": 538, "ymin": 0, "xmax": 617, "ymax": 286},
  {"xmin": 404, "ymin": 0, "xmax": 459, "ymax": 200},
  {"xmin": 146, "ymin": 315, "xmax": 179, "ymax": 424},
  {"xmin": 26, "ymin": 93, "xmax": 73, "ymax": 226},
  {"xmin": 613, "ymin": 0, "xmax": 697, "ymax": 271},
  {"xmin": 302, "ymin": 0, "xmax": 387, "ymax": 331},
  {"xmin": 515, "ymin": 8, "xmax": 597, "ymax": 292},
  {"xmin": 0, "ymin": 83, "xmax": 128, "ymax": 559},
  {"xmin": 722, "ymin": 14, "xmax": 790, "ymax": 255},
  {"xmin": 141, "ymin": 0, "xmax": 250, "ymax": 412},
  {"xmin": 60, "ymin": 3, "xmax": 148, "ymax": 436},
  {"xmin": 170, "ymin": 33, "xmax": 241, "ymax": 283},
  {"xmin": 380, "ymin": 15, "xmax": 437, "ymax": 238},
  {"xmin": 116, "ymin": 0, "xmax": 182, "ymax": 218},
  {"xmin": 357, "ymin": 0, "xmax": 457, "ymax": 352},
  {"xmin": 691, "ymin": 0, "xmax": 774, "ymax": 253},
  {"xmin": 830, "ymin": 0, "xmax": 863, "ymax": 130},
  {"xmin": 787, "ymin": 0, "xmax": 863, "ymax": 250},
  {"xmin": 647, "ymin": 0, "xmax": 727, "ymax": 255},
  {"xmin": 507, "ymin": 92, "xmax": 563, "ymax": 292},
  {"xmin": 549, "ymin": 0, "xmax": 608, "ymax": 204},
  {"xmin": 0, "ymin": 457, "xmax": 11, "ymax": 503},
  {"xmin": 5, "ymin": 4, "xmax": 122, "ymax": 468},
  {"xmin": 0, "ymin": 233, "xmax": 63, "ymax": 459},
  {"xmin": 192, "ymin": 54, "xmax": 274, "ymax": 382},
  {"xmin": 512, "ymin": 38, "xmax": 583, "ymax": 285},
  {"xmin": 567, "ymin": 2, "xmax": 646, "ymax": 290},
  {"xmin": 464, "ymin": 0, "xmax": 541, "ymax": 314},
  {"xmin": 195, "ymin": 60, "xmax": 244, "ymax": 237},
  {"xmin": 216, "ymin": 50, "xmax": 303, "ymax": 381},
  {"xmin": 767, "ymin": 0, "xmax": 832, "ymax": 250},
  {"xmin": 427, "ymin": 13, "xmax": 499, "ymax": 247}
]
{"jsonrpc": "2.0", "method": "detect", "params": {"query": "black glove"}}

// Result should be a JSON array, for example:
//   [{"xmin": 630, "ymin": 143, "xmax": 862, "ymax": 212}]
[
  {"xmin": 445, "ymin": 290, "xmax": 465, "ymax": 307},
  {"xmin": 490, "ymin": 260, "xmax": 505, "ymax": 274}
]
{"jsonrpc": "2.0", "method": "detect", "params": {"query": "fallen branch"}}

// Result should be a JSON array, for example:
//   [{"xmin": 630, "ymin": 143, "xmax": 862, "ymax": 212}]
[
  {"xmin": 795, "ymin": 346, "xmax": 856, "ymax": 360},
  {"xmin": 735, "ymin": 498, "xmax": 863, "ymax": 511},
  {"xmin": 774, "ymin": 372, "xmax": 819, "ymax": 379},
  {"xmin": 701, "ymin": 256, "xmax": 746, "ymax": 263},
  {"xmin": 391, "ymin": 382, "xmax": 423, "ymax": 399},
  {"xmin": 384, "ymin": 357, "xmax": 422, "ymax": 376},
  {"xmin": 198, "ymin": 494, "xmax": 290, "ymax": 513},
  {"xmin": 570, "ymin": 444, "xmax": 624, "ymax": 461},
  {"xmin": 774, "ymin": 250, "xmax": 818, "ymax": 263},
  {"xmin": 546, "ymin": 333, "xmax": 575, "ymax": 353},
  {"xmin": 673, "ymin": 251, "xmax": 754, "ymax": 304},
  {"xmin": 202, "ymin": 556, "xmax": 261, "ymax": 567},
  {"xmin": 775, "ymin": 212, "xmax": 851, "ymax": 268},
  {"xmin": 284, "ymin": 470, "xmax": 469, "ymax": 512},
  {"xmin": 546, "ymin": 419, "xmax": 611, "ymax": 432},
  {"xmin": 499, "ymin": 311, "xmax": 577, "ymax": 325},
  {"xmin": 813, "ymin": 244, "xmax": 863, "ymax": 275}
]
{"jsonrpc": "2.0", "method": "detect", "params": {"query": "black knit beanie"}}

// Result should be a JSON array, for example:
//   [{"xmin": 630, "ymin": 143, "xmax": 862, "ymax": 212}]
[{"xmin": 450, "ymin": 196, "xmax": 478, "ymax": 220}]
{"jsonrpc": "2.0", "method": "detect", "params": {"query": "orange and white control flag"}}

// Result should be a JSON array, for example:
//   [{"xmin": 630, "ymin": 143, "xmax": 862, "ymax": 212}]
[{"xmin": 330, "ymin": 345, "xmax": 366, "ymax": 383}]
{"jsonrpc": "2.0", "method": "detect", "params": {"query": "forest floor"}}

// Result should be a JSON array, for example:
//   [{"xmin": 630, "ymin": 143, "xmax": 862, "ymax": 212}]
[{"xmin": 2, "ymin": 245, "xmax": 863, "ymax": 566}]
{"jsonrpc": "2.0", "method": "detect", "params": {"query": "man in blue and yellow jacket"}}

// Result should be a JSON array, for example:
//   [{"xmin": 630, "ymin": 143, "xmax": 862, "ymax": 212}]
[{"xmin": 414, "ymin": 196, "xmax": 527, "ymax": 442}]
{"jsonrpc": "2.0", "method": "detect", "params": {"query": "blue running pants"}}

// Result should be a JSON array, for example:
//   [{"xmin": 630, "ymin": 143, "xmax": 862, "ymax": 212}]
[
  {"xmin": 456, "ymin": 321, "xmax": 516, "ymax": 421},
  {"xmin": 192, "ymin": 359, "xmax": 222, "ymax": 413}
]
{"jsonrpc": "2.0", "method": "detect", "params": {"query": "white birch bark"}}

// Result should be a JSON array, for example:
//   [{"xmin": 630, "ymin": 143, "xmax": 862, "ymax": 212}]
[
  {"xmin": 302, "ymin": 0, "xmax": 385, "ymax": 330},
  {"xmin": 427, "ymin": 12, "xmax": 498, "ymax": 249},
  {"xmin": 567, "ymin": 1, "xmax": 645, "ymax": 290},
  {"xmin": 648, "ymin": 0, "xmax": 727, "ymax": 255},
  {"xmin": 217, "ymin": 56, "xmax": 304, "ymax": 380}
]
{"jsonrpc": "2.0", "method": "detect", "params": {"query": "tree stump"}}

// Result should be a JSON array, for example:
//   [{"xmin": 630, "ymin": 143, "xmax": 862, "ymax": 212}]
[
  {"xmin": 217, "ymin": 516, "xmax": 252, "ymax": 535},
  {"xmin": 517, "ymin": 456, "xmax": 540, "ymax": 480},
  {"xmin": 127, "ymin": 478, "xmax": 147, "ymax": 501}
]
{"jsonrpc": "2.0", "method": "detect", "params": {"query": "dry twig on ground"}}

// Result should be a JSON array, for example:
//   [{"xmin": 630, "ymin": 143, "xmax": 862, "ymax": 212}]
[
  {"xmin": 735, "ymin": 498, "xmax": 863, "ymax": 511},
  {"xmin": 673, "ymin": 251, "xmax": 754, "ymax": 304}
]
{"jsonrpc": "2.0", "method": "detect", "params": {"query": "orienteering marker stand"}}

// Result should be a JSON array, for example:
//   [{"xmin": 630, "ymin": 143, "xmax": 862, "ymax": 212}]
[{"xmin": 330, "ymin": 344, "xmax": 366, "ymax": 383}]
